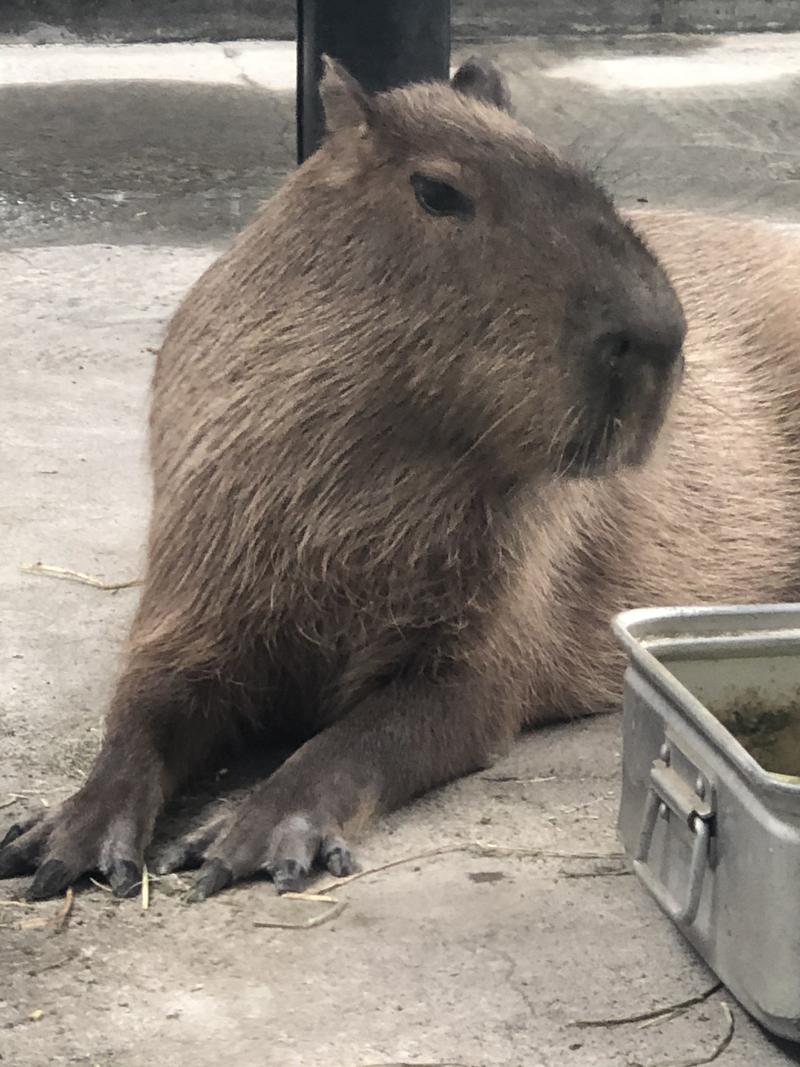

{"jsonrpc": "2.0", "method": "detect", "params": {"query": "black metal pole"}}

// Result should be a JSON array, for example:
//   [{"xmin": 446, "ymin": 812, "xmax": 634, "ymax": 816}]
[{"xmin": 296, "ymin": 0, "xmax": 451, "ymax": 164}]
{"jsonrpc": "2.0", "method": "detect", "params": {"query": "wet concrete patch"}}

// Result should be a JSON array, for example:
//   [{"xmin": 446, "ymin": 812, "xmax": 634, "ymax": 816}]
[
  {"xmin": 0, "ymin": 79, "xmax": 294, "ymax": 248},
  {"xmin": 2, "ymin": 35, "xmax": 799, "ymax": 250},
  {"xmin": 474, "ymin": 37, "xmax": 800, "ymax": 222}
]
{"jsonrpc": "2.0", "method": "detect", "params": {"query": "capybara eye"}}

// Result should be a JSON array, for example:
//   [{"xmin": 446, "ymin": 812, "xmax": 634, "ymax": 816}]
[{"xmin": 410, "ymin": 173, "xmax": 474, "ymax": 221}]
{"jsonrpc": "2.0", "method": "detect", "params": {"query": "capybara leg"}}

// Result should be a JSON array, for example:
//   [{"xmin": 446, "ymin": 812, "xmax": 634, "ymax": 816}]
[
  {"xmin": 0, "ymin": 660, "xmax": 224, "ymax": 899},
  {"xmin": 182, "ymin": 678, "xmax": 514, "ymax": 899}
]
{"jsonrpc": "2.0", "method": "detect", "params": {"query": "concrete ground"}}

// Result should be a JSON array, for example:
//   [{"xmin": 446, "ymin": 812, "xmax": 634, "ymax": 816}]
[{"xmin": 2, "ymin": 31, "xmax": 800, "ymax": 1067}]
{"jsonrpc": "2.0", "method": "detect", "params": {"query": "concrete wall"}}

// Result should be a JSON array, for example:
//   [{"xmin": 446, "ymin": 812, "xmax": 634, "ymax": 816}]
[
  {"xmin": 0, "ymin": 1, "xmax": 295, "ymax": 42},
  {"xmin": 456, "ymin": 1, "xmax": 800, "ymax": 36},
  {"xmin": 2, "ymin": 0, "xmax": 800, "ymax": 42}
]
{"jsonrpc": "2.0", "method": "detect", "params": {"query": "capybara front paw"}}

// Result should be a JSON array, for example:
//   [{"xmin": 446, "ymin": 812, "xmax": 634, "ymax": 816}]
[
  {"xmin": 161, "ymin": 807, "xmax": 354, "ymax": 901},
  {"xmin": 0, "ymin": 788, "xmax": 148, "ymax": 900}
]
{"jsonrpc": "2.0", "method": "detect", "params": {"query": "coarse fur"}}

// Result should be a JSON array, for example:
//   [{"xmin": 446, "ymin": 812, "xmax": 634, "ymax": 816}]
[{"xmin": 3, "ymin": 56, "xmax": 800, "ymax": 901}]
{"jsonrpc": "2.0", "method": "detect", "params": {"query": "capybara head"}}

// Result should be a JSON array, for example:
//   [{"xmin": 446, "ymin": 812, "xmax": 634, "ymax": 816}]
[{"xmin": 286, "ymin": 55, "xmax": 687, "ymax": 484}]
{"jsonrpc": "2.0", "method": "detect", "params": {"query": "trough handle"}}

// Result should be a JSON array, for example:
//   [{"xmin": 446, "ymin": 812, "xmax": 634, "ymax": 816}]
[{"xmin": 633, "ymin": 760, "xmax": 713, "ymax": 926}]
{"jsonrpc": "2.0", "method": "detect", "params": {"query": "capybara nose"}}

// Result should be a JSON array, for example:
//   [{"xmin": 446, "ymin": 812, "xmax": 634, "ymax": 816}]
[
  {"xmin": 592, "ymin": 319, "xmax": 684, "ymax": 374},
  {"xmin": 592, "ymin": 294, "xmax": 687, "ymax": 374}
]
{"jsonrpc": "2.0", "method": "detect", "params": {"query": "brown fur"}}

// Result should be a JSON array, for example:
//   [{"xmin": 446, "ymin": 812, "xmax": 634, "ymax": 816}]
[
  {"xmin": 3, "ymin": 57, "xmax": 800, "ymax": 901},
  {"xmin": 515, "ymin": 211, "xmax": 800, "ymax": 723}
]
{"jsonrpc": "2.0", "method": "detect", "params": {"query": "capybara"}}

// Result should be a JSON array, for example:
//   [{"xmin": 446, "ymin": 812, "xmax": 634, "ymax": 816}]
[{"xmin": 3, "ymin": 56, "xmax": 800, "ymax": 901}]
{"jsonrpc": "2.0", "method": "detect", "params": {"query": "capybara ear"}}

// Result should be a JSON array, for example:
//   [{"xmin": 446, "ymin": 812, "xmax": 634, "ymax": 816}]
[
  {"xmin": 320, "ymin": 54, "xmax": 373, "ymax": 135},
  {"xmin": 451, "ymin": 56, "xmax": 512, "ymax": 112}
]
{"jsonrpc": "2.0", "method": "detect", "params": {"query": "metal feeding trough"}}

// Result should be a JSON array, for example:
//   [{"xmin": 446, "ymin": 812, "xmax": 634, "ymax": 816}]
[{"xmin": 614, "ymin": 603, "xmax": 800, "ymax": 1042}]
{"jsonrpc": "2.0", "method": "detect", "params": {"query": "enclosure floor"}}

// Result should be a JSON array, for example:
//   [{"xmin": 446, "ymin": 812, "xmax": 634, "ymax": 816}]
[{"xmin": 2, "ymin": 33, "xmax": 800, "ymax": 1067}]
